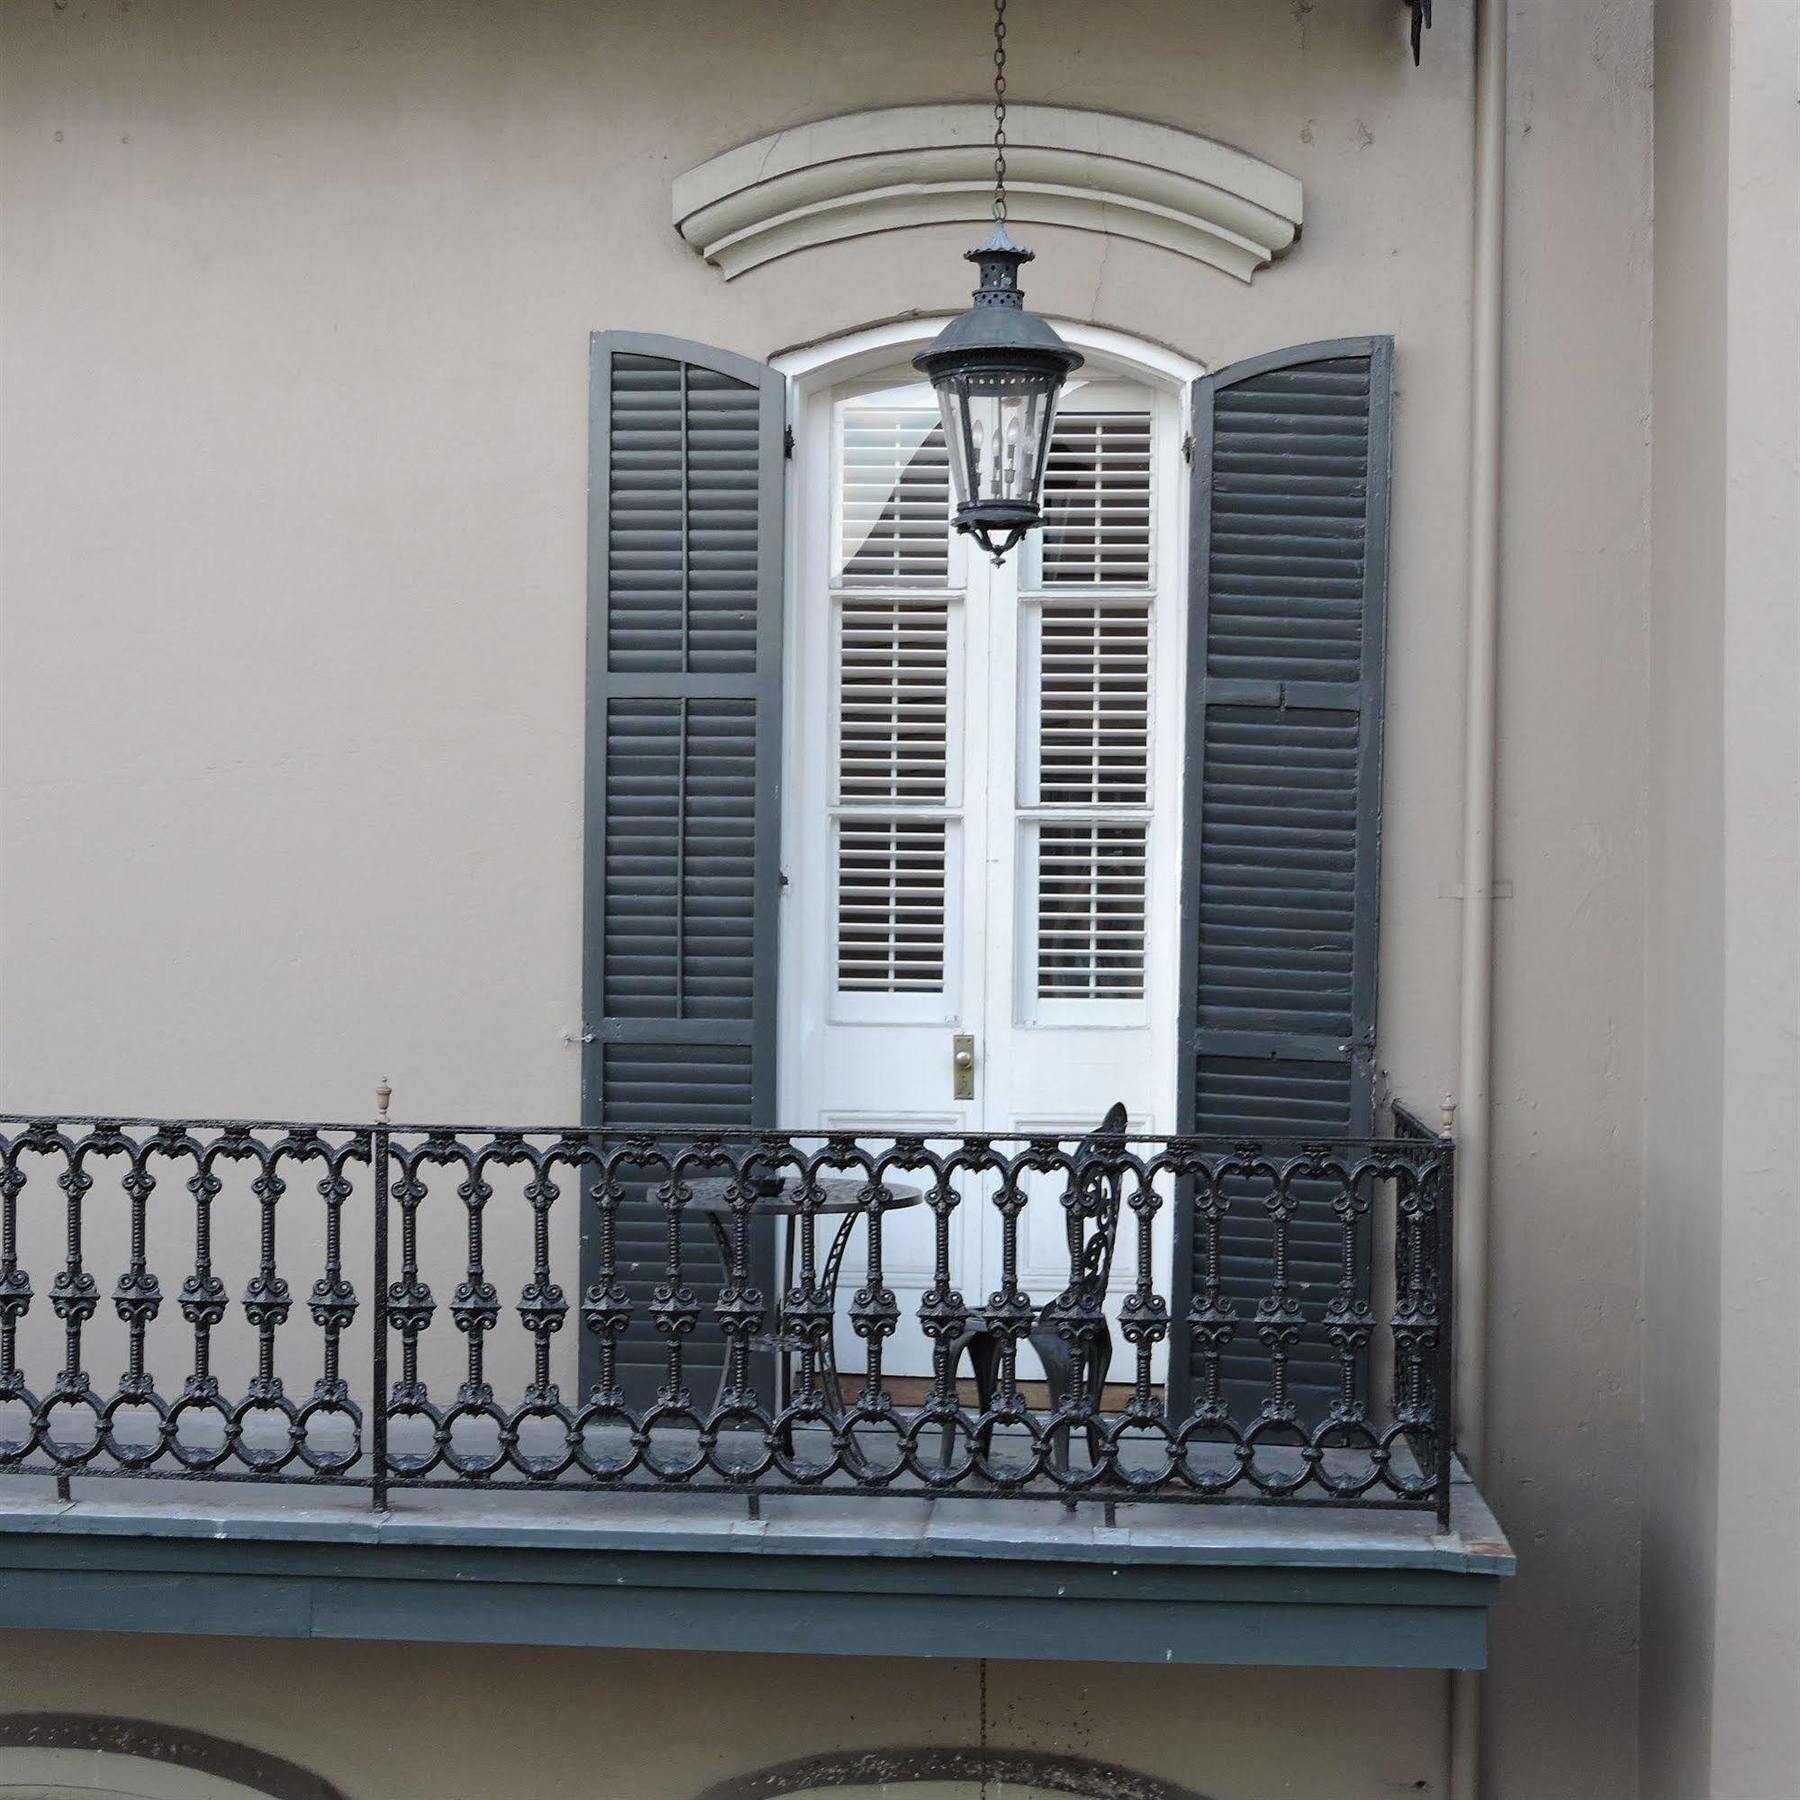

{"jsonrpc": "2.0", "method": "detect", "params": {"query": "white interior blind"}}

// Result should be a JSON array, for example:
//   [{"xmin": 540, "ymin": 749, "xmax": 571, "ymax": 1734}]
[
  {"xmin": 1037, "ymin": 600, "xmax": 1151, "ymax": 806},
  {"xmin": 1025, "ymin": 405, "xmax": 1156, "ymax": 1007},
  {"xmin": 836, "ymin": 818, "xmax": 948, "ymax": 992},
  {"xmin": 831, "ymin": 398, "xmax": 955, "ymax": 995},
  {"xmin": 1040, "ymin": 412, "xmax": 1153, "ymax": 584},
  {"xmin": 837, "ymin": 597, "xmax": 950, "ymax": 804},
  {"xmin": 837, "ymin": 408, "xmax": 950, "ymax": 585},
  {"xmin": 1035, "ymin": 821, "xmax": 1149, "ymax": 999}
]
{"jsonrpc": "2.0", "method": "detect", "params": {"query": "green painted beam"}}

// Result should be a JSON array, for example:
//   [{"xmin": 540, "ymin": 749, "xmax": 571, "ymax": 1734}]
[{"xmin": 0, "ymin": 1516, "xmax": 1502, "ymax": 1669}]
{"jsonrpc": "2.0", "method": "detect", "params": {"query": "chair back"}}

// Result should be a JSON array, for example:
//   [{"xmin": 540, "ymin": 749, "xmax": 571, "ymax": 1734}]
[{"xmin": 1062, "ymin": 1101, "xmax": 1129, "ymax": 1302}]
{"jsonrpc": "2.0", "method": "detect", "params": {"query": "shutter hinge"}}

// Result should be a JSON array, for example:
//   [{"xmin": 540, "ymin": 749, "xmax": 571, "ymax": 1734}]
[
  {"xmin": 783, "ymin": 425, "xmax": 795, "ymax": 459},
  {"xmin": 1181, "ymin": 432, "xmax": 1194, "ymax": 464}
]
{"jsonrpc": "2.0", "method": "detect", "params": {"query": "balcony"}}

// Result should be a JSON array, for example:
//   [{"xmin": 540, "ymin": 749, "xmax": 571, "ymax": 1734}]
[{"xmin": 0, "ymin": 1107, "xmax": 1510, "ymax": 1667}]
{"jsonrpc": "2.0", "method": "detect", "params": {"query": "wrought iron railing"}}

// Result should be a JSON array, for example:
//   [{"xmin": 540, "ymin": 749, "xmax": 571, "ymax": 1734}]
[{"xmin": 0, "ymin": 1110, "xmax": 1455, "ymax": 1521}]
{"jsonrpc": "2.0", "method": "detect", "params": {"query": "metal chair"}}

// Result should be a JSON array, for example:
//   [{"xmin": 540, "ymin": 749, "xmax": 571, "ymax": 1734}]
[{"xmin": 939, "ymin": 1101, "xmax": 1129, "ymax": 1471}]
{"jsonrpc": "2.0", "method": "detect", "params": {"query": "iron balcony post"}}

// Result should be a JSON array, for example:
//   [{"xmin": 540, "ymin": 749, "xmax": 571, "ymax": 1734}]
[
  {"xmin": 1435, "ymin": 1135, "xmax": 1457, "ymax": 1531},
  {"xmin": 370, "ymin": 1105, "xmax": 391, "ymax": 1513}
]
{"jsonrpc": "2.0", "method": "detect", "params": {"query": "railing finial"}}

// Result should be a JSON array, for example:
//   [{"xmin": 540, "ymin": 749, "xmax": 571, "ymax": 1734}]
[
  {"xmin": 375, "ymin": 1079, "xmax": 391, "ymax": 1124},
  {"xmin": 1439, "ymin": 1092, "xmax": 1457, "ymax": 1139}
]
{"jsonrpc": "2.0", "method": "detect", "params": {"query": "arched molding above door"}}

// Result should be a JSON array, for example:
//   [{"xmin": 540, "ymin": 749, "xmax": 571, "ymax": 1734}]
[{"xmin": 672, "ymin": 104, "xmax": 1303, "ymax": 283}]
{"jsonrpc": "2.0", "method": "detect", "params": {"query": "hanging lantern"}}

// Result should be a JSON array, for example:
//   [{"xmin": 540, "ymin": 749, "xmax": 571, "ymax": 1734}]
[
  {"xmin": 913, "ymin": 226, "xmax": 1083, "ymax": 564},
  {"xmin": 911, "ymin": 0, "xmax": 1082, "ymax": 564}
]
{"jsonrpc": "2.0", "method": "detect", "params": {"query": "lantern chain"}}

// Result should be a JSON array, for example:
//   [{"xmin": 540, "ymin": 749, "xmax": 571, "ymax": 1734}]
[{"xmin": 991, "ymin": 0, "xmax": 1008, "ymax": 221}]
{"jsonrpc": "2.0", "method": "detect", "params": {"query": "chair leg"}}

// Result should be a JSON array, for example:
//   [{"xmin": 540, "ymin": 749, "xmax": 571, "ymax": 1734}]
[
  {"xmin": 968, "ymin": 1336, "xmax": 1000, "ymax": 1456},
  {"xmin": 1033, "ymin": 1328, "xmax": 1114, "ymax": 1472},
  {"xmin": 1086, "ymin": 1329, "xmax": 1114, "ymax": 1466},
  {"xmin": 937, "ymin": 1340, "xmax": 964, "ymax": 1469},
  {"xmin": 1035, "ymin": 1332, "xmax": 1077, "ymax": 1473},
  {"xmin": 937, "ymin": 1335, "xmax": 994, "ymax": 1465}
]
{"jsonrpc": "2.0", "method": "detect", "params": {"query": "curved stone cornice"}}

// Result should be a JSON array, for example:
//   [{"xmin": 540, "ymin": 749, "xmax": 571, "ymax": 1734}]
[{"xmin": 672, "ymin": 104, "xmax": 1303, "ymax": 283}]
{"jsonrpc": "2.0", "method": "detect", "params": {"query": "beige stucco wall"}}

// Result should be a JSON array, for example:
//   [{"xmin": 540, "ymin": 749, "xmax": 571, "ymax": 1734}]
[
  {"xmin": 0, "ymin": 1632, "xmax": 1448, "ymax": 1800},
  {"xmin": 1481, "ymin": 4, "xmax": 1650, "ymax": 1793},
  {"xmin": 0, "ymin": 0, "xmax": 1479, "ymax": 1127},
  {"xmin": 0, "ymin": 3, "xmax": 1668, "ymax": 1797}
]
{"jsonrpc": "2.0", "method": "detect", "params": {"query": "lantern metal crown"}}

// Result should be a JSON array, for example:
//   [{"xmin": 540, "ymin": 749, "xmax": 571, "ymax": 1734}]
[{"xmin": 911, "ymin": 0, "xmax": 1083, "ymax": 564}]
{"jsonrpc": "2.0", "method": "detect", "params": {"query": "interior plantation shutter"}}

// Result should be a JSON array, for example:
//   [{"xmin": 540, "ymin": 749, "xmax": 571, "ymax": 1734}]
[
  {"xmin": 1172, "ymin": 337, "xmax": 1393, "ymax": 1422},
  {"xmin": 581, "ymin": 331, "xmax": 784, "ymax": 1407}
]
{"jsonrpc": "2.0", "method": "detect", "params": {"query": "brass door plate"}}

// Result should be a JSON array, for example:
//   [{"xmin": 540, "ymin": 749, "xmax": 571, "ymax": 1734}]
[{"xmin": 952, "ymin": 1032, "xmax": 976, "ymax": 1101}]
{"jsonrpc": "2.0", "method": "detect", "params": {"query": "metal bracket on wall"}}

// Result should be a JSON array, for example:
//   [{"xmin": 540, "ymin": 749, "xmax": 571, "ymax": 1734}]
[{"xmin": 1407, "ymin": 0, "xmax": 1433, "ymax": 65}]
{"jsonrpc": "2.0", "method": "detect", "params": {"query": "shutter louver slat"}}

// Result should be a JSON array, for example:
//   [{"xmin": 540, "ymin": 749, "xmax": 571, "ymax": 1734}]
[
  {"xmin": 1175, "ymin": 340, "xmax": 1392, "ymax": 1424},
  {"xmin": 584, "ymin": 333, "xmax": 784, "ymax": 1409},
  {"xmin": 604, "ymin": 352, "xmax": 764, "ymax": 677}
]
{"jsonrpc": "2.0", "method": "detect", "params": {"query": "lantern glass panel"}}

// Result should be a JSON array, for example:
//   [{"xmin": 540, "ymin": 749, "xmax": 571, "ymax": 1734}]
[
  {"xmin": 936, "ymin": 363, "xmax": 1058, "ymax": 511},
  {"xmin": 935, "ymin": 378, "xmax": 974, "ymax": 514},
  {"xmin": 933, "ymin": 368, "xmax": 1062, "ymax": 513}
]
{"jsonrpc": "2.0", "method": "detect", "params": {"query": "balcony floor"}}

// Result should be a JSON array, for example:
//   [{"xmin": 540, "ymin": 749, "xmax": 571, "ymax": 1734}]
[{"xmin": 0, "ymin": 1459, "xmax": 1511, "ymax": 1670}]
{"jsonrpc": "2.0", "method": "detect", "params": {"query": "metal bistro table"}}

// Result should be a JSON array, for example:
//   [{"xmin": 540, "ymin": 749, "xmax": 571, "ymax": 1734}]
[{"xmin": 685, "ymin": 1175, "xmax": 924, "ymax": 1429}]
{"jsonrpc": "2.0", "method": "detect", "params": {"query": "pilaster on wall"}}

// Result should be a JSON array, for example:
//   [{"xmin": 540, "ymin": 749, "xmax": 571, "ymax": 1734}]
[
  {"xmin": 1644, "ymin": 4, "xmax": 1800, "ymax": 1797},
  {"xmin": 1643, "ymin": 2, "xmax": 1729, "ymax": 1792},
  {"xmin": 1709, "ymin": 1, "xmax": 1800, "ymax": 1792}
]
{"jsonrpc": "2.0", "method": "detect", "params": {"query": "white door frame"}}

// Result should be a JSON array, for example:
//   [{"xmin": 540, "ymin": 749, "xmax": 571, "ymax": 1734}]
[
  {"xmin": 772, "ymin": 319, "xmax": 1207, "ymax": 1133},
  {"xmin": 771, "ymin": 320, "xmax": 1203, "ymax": 1383}
]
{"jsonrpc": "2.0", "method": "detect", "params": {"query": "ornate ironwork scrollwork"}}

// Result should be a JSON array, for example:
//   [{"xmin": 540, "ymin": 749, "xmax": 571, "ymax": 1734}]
[{"xmin": 0, "ymin": 1110, "xmax": 1456, "ymax": 1524}]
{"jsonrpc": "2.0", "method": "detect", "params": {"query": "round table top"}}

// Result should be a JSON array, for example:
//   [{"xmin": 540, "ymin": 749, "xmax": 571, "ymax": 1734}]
[{"xmin": 684, "ymin": 1175, "xmax": 923, "ymax": 1216}]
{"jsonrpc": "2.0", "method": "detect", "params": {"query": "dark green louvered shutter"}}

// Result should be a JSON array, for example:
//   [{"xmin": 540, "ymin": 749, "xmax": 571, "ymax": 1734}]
[
  {"xmin": 1172, "ymin": 338, "xmax": 1392, "ymax": 1420},
  {"xmin": 580, "ymin": 332, "xmax": 784, "ymax": 1406}
]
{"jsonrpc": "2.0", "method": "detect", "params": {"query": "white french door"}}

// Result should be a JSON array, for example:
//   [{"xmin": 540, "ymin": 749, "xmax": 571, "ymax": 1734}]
[{"xmin": 781, "ymin": 363, "xmax": 1186, "ymax": 1378}]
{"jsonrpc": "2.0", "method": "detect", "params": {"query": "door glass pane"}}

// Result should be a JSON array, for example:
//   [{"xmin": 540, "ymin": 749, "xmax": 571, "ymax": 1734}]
[
  {"xmin": 831, "ymin": 393, "xmax": 958, "ymax": 1006},
  {"xmin": 1019, "ymin": 399, "xmax": 1156, "ymax": 1014},
  {"xmin": 836, "ymin": 817, "xmax": 949, "ymax": 993},
  {"xmin": 1033, "ymin": 819, "xmax": 1149, "ymax": 999},
  {"xmin": 837, "ymin": 597, "xmax": 950, "ymax": 804},
  {"xmin": 1040, "ymin": 410, "xmax": 1153, "ymax": 583},
  {"xmin": 837, "ymin": 402, "xmax": 950, "ymax": 584},
  {"xmin": 1036, "ymin": 599, "xmax": 1151, "ymax": 805}
]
